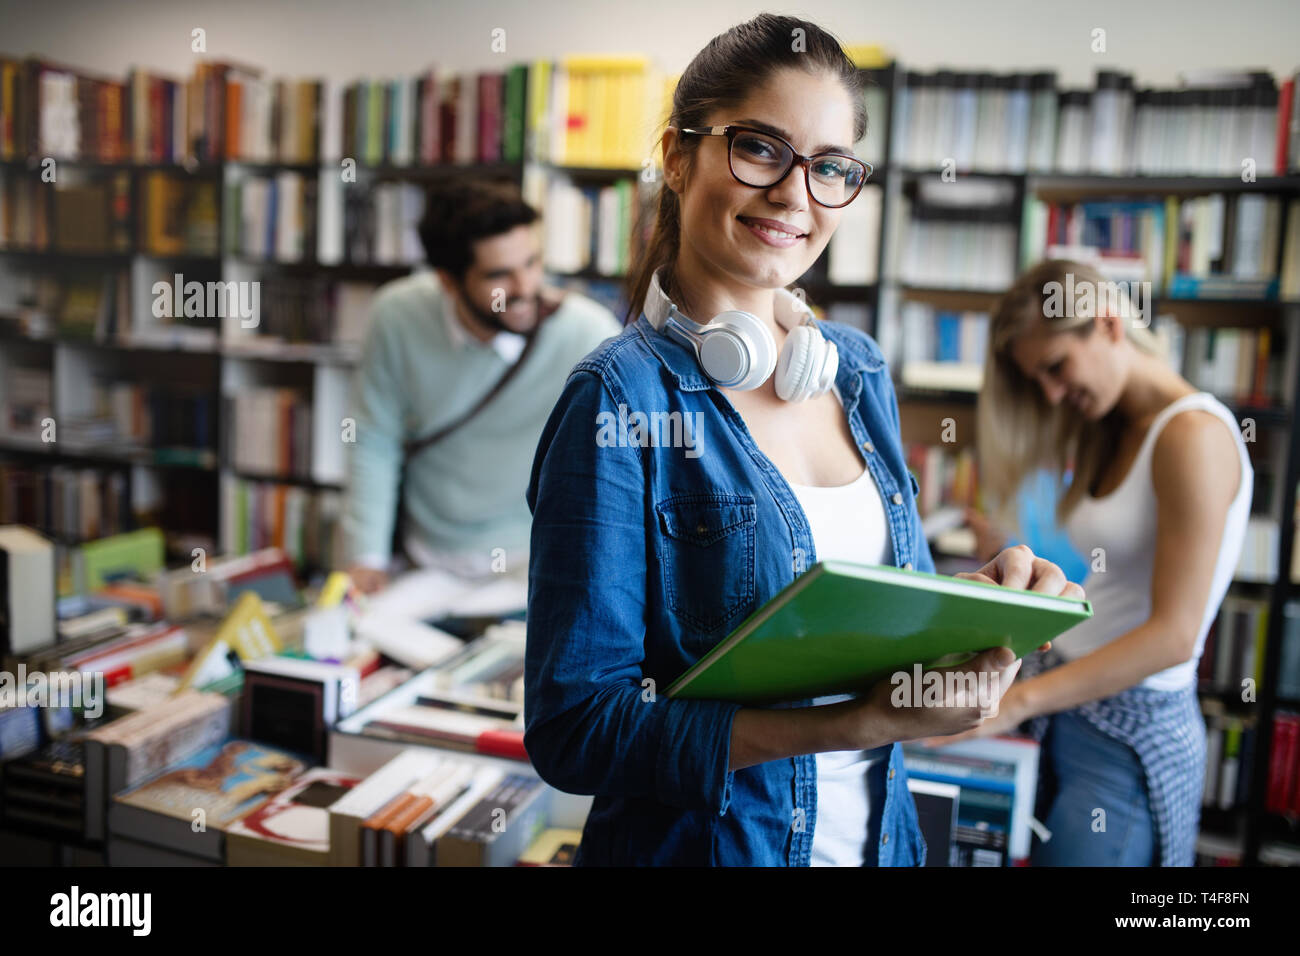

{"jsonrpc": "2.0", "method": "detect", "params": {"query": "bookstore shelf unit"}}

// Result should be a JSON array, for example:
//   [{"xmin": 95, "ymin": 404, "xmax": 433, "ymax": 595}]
[
  {"xmin": 0, "ymin": 53, "xmax": 677, "ymax": 579},
  {"xmin": 870, "ymin": 61, "xmax": 1300, "ymax": 865},
  {"xmin": 4, "ymin": 54, "xmax": 1300, "ymax": 864}
]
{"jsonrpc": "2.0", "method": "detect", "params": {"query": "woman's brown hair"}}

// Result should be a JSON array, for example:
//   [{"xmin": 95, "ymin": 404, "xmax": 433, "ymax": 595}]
[{"xmin": 623, "ymin": 13, "xmax": 868, "ymax": 324}]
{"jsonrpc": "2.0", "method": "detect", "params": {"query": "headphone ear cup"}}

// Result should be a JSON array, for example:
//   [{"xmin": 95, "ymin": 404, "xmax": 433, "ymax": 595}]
[
  {"xmin": 704, "ymin": 310, "xmax": 775, "ymax": 390},
  {"xmin": 775, "ymin": 325, "xmax": 817, "ymax": 401},
  {"xmin": 815, "ymin": 341, "xmax": 839, "ymax": 396}
]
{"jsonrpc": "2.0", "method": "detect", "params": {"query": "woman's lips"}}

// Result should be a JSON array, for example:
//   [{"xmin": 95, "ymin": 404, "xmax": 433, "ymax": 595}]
[{"xmin": 738, "ymin": 216, "xmax": 806, "ymax": 247}]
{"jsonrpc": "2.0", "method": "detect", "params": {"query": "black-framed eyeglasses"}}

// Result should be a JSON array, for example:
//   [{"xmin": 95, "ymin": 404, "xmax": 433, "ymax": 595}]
[{"xmin": 675, "ymin": 125, "xmax": 872, "ymax": 209}]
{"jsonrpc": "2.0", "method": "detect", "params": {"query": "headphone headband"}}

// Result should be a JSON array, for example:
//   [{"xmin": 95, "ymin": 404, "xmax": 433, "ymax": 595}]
[{"xmin": 642, "ymin": 268, "xmax": 836, "ymax": 401}]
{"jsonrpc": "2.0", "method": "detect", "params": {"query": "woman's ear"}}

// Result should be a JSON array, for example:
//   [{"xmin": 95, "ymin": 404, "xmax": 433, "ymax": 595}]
[
  {"xmin": 662, "ymin": 128, "xmax": 684, "ymax": 194},
  {"xmin": 1097, "ymin": 311, "xmax": 1123, "ymax": 343}
]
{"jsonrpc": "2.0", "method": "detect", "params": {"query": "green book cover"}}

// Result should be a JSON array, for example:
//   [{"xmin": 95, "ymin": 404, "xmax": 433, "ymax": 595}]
[
  {"xmin": 78, "ymin": 529, "xmax": 165, "ymax": 592},
  {"xmin": 503, "ymin": 64, "xmax": 525, "ymax": 163},
  {"xmin": 666, "ymin": 560, "xmax": 1092, "ymax": 703}
]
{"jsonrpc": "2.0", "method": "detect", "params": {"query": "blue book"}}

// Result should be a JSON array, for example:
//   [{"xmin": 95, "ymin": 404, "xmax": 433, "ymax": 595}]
[{"xmin": 936, "ymin": 313, "xmax": 961, "ymax": 362}]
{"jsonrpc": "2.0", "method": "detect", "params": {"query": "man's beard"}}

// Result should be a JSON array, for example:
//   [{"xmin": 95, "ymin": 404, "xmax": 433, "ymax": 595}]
[{"xmin": 451, "ymin": 282, "xmax": 538, "ymax": 337}]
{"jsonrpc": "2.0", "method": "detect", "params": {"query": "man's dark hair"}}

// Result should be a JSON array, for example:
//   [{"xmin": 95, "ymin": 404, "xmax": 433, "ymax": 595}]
[{"xmin": 417, "ymin": 178, "xmax": 540, "ymax": 280}]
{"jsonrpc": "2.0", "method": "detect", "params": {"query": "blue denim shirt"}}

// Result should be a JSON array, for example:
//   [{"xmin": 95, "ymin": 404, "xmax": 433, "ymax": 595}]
[{"xmin": 524, "ymin": 311, "xmax": 931, "ymax": 866}]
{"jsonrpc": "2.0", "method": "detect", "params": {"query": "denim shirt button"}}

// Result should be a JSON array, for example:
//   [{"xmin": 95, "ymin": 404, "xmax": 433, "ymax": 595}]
[
  {"xmin": 891, "ymin": 492, "xmax": 903, "ymax": 506},
  {"xmin": 903, "ymin": 561, "xmax": 913, "ymax": 570},
  {"xmin": 888, "ymin": 767, "xmax": 896, "ymax": 780},
  {"xmin": 862, "ymin": 440, "xmax": 874, "ymax": 454},
  {"xmin": 882, "ymin": 832, "xmax": 889, "ymax": 845}
]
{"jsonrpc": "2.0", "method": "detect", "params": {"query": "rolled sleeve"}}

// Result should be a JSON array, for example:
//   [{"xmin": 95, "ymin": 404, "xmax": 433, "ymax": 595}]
[{"xmin": 523, "ymin": 368, "xmax": 741, "ymax": 812}]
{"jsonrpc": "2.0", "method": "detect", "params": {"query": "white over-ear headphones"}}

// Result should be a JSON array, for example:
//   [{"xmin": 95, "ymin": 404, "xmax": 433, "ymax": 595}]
[{"xmin": 643, "ymin": 268, "xmax": 839, "ymax": 402}]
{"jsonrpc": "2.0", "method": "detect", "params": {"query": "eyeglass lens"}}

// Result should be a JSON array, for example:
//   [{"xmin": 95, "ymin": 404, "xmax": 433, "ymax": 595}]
[{"xmin": 729, "ymin": 130, "xmax": 867, "ymax": 206}]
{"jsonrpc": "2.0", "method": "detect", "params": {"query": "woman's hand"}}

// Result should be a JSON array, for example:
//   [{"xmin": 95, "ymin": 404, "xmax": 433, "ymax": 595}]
[
  {"xmin": 834, "ymin": 647, "xmax": 1025, "ymax": 749},
  {"xmin": 956, "ymin": 543, "xmax": 1086, "ymax": 600},
  {"xmin": 921, "ymin": 682, "xmax": 1031, "ymax": 746},
  {"xmin": 832, "ymin": 546, "xmax": 1083, "ymax": 752}
]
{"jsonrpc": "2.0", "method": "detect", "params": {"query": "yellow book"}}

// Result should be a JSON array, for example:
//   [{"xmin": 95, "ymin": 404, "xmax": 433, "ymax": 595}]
[
  {"xmin": 527, "ymin": 59, "xmax": 551, "ymax": 162},
  {"xmin": 178, "ymin": 592, "xmax": 282, "ymax": 690},
  {"xmin": 619, "ymin": 69, "xmax": 639, "ymax": 169},
  {"xmin": 843, "ymin": 45, "xmax": 892, "ymax": 69},
  {"xmin": 574, "ymin": 69, "xmax": 590, "ymax": 165},
  {"xmin": 1163, "ymin": 196, "xmax": 1180, "ymax": 291},
  {"xmin": 589, "ymin": 69, "xmax": 606, "ymax": 167},
  {"xmin": 366, "ymin": 81, "xmax": 382, "ymax": 166},
  {"xmin": 1, "ymin": 62, "xmax": 15, "ymax": 159},
  {"xmin": 562, "ymin": 54, "xmax": 649, "ymax": 71}
]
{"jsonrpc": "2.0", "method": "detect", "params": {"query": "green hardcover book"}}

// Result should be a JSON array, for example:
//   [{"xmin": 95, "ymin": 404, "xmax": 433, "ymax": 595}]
[{"xmin": 666, "ymin": 560, "xmax": 1092, "ymax": 703}]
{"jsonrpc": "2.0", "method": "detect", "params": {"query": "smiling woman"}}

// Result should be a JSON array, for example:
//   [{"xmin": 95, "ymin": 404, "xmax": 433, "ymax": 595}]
[
  {"xmin": 522, "ymin": 13, "xmax": 1081, "ymax": 868},
  {"xmin": 971, "ymin": 258, "xmax": 1254, "ymax": 865}
]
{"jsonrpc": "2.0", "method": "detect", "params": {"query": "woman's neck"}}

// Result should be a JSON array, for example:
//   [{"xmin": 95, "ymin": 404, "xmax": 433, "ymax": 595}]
[
  {"xmin": 672, "ymin": 251, "xmax": 778, "ymax": 328},
  {"xmin": 1114, "ymin": 349, "xmax": 1197, "ymax": 425}
]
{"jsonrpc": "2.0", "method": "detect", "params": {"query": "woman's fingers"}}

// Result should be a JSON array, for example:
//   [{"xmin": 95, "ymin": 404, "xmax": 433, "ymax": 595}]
[
  {"xmin": 1027, "ymin": 556, "xmax": 1067, "ymax": 595},
  {"xmin": 991, "ymin": 544, "xmax": 1035, "ymax": 590}
]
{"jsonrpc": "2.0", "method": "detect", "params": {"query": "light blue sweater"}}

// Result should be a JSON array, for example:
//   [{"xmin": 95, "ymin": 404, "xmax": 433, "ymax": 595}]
[{"xmin": 345, "ymin": 271, "xmax": 622, "ymax": 568}]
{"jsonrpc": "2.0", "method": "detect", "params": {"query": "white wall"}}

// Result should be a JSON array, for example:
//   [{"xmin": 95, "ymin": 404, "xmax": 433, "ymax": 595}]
[{"xmin": 2, "ymin": 0, "xmax": 1297, "ymax": 89}]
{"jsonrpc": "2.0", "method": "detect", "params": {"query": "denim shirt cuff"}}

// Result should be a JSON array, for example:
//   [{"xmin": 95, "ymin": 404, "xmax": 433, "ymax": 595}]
[{"xmin": 657, "ymin": 698, "xmax": 743, "ymax": 813}]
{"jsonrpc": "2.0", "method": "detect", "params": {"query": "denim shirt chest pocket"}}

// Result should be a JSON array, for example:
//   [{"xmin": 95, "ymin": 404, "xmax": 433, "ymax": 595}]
[{"xmin": 655, "ymin": 492, "xmax": 757, "ymax": 651}]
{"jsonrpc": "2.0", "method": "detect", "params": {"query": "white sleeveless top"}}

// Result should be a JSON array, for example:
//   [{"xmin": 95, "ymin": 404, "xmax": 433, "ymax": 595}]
[
  {"xmin": 1058, "ymin": 392, "xmax": 1253, "ymax": 691},
  {"xmin": 788, "ymin": 453, "xmax": 893, "ymax": 866}
]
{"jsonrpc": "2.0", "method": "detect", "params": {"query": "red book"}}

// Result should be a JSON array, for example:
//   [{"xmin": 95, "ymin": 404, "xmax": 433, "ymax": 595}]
[
  {"xmin": 149, "ymin": 76, "xmax": 163, "ymax": 163},
  {"xmin": 1268, "ymin": 714, "xmax": 1299, "ymax": 814},
  {"xmin": 439, "ymin": 75, "xmax": 457, "ymax": 163},
  {"xmin": 420, "ymin": 69, "xmax": 439, "ymax": 164},
  {"xmin": 1289, "ymin": 715, "xmax": 1300, "ymax": 815},
  {"xmin": 226, "ymin": 79, "xmax": 242, "ymax": 160},
  {"xmin": 1276, "ymin": 79, "xmax": 1294, "ymax": 174},
  {"xmin": 476, "ymin": 728, "xmax": 527, "ymax": 762}
]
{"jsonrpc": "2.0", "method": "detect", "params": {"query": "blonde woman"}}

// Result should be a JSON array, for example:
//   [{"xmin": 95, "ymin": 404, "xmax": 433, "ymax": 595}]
[{"xmin": 954, "ymin": 259, "xmax": 1253, "ymax": 866}]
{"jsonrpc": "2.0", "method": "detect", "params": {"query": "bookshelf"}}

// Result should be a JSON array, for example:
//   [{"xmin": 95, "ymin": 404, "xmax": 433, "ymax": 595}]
[
  {"xmin": 0, "ymin": 54, "xmax": 665, "ymax": 577},
  {"xmin": 869, "ymin": 61, "xmax": 1300, "ymax": 865},
  {"xmin": 3, "ymin": 48, "xmax": 1300, "ymax": 865}
]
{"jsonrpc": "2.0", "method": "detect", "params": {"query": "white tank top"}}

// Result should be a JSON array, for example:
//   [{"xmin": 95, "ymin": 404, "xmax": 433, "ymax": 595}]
[
  {"xmin": 788, "ymin": 452, "xmax": 893, "ymax": 867},
  {"xmin": 1058, "ymin": 392, "xmax": 1253, "ymax": 691}
]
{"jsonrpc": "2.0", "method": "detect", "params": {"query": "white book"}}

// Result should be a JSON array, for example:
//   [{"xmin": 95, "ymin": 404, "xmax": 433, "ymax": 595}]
[
  {"xmin": 828, "ymin": 185, "xmax": 880, "ymax": 285},
  {"xmin": 274, "ymin": 171, "xmax": 304, "ymax": 262},
  {"xmin": 407, "ymin": 766, "xmax": 505, "ymax": 866},
  {"xmin": 316, "ymin": 170, "xmax": 343, "ymax": 265},
  {"xmin": 596, "ymin": 184, "xmax": 619, "ymax": 276},
  {"xmin": 1259, "ymin": 197, "xmax": 1282, "ymax": 280},
  {"xmin": 327, "ymin": 749, "xmax": 445, "ymax": 866},
  {"xmin": 456, "ymin": 72, "xmax": 476, "ymax": 164}
]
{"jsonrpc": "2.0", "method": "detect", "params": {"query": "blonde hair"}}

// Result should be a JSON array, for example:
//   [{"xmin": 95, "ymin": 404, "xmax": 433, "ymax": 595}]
[{"xmin": 977, "ymin": 259, "xmax": 1165, "ymax": 530}]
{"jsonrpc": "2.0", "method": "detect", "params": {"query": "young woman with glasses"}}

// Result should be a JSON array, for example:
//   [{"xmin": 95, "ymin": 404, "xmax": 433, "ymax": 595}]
[{"xmin": 522, "ymin": 14, "xmax": 1083, "ymax": 866}]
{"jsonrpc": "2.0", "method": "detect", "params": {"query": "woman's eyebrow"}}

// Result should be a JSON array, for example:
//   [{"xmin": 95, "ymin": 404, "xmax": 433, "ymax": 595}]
[{"xmin": 733, "ymin": 117, "xmax": 853, "ymax": 155}]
